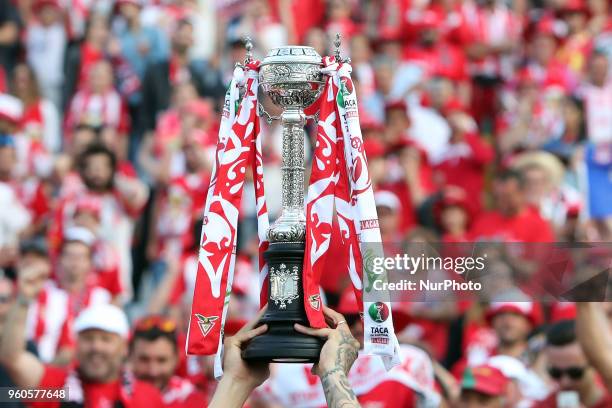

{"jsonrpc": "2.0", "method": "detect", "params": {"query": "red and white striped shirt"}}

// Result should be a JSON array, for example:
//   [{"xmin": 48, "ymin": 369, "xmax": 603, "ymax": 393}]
[
  {"xmin": 64, "ymin": 89, "xmax": 129, "ymax": 134},
  {"xmin": 461, "ymin": 1, "xmax": 522, "ymax": 79},
  {"xmin": 26, "ymin": 282, "xmax": 111, "ymax": 362}
]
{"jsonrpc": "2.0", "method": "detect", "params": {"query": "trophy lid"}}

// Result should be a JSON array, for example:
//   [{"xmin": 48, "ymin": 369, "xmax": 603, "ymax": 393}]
[{"xmin": 261, "ymin": 46, "xmax": 322, "ymax": 66}]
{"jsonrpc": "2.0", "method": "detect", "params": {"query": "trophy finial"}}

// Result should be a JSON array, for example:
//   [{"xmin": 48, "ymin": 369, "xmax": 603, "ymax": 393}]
[
  {"xmin": 244, "ymin": 36, "xmax": 253, "ymax": 64},
  {"xmin": 334, "ymin": 33, "xmax": 341, "ymax": 60}
]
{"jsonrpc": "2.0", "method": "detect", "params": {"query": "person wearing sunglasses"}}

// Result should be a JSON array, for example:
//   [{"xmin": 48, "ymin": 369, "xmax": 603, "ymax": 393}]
[
  {"xmin": 129, "ymin": 315, "xmax": 207, "ymax": 407},
  {"xmin": 533, "ymin": 319, "xmax": 612, "ymax": 408}
]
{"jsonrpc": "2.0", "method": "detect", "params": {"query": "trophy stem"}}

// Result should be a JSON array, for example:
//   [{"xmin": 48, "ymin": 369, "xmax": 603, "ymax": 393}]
[
  {"xmin": 242, "ymin": 110, "xmax": 323, "ymax": 363},
  {"xmin": 266, "ymin": 108, "xmax": 307, "ymax": 243}
]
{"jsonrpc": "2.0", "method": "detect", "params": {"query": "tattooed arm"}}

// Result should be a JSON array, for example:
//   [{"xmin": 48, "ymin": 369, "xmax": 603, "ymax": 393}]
[
  {"xmin": 319, "ymin": 367, "xmax": 360, "ymax": 408},
  {"xmin": 295, "ymin": 306, "xmax": 362, "ymax": 408}
]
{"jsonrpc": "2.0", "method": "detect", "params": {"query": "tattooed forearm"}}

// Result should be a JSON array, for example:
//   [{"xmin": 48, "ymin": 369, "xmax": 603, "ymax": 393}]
[
  {"xmin": 335, "ymin": 330, "xmax": 360, "ymax": 374},
  {"xmin": 320, "ymin": 367, "xmax": 361, "ymax": 408}
]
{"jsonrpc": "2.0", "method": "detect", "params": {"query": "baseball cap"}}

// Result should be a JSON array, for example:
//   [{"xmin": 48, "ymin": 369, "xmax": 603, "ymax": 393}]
[
  {"xmin": 374, "ymin": 190, "xmax": 401, "ymax": 211},
  {"xmin": 434, "ymin": 188, "xmax": 473, "ymax": 224},
  {"xmin": 461, "ymin": 365, "xmax": 509, "ymax": 396},
  {"xmin": 384, "ymin": 99, "xmax": 408, "ymax": 115},
  {"xmin": 363, "ymin": 138, "xmax": 386, "ymax": 159},
  {"xmin": 63, "ymin": 226, "xmax": 96, "ymax": 247},
  {"xmin": 32, "ymin": 0, "xmax": 63, "ymax": 13},
  {"xmin": 0, "ymin": 94, "xmax": 23, "ymax": 124},
  {"xmin": 486, "ymin": 301, "xmax": 543, "ymax": 327},
  {"xmin": 74, "ymin": 304, "xmax": 129, "ymax": 338},
  {"xmin": 487, "ymin": 355, "xmax": 528, "ymax": 382}
]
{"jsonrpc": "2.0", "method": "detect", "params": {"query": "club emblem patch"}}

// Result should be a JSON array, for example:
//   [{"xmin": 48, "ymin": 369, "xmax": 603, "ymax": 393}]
[
  {"xmin": 309, "ymin": 294, "xmax": 321, "ymax": 311},
  {"xmin": 195, "ymin": 314, "xmax": 219, "ymax": 336}
]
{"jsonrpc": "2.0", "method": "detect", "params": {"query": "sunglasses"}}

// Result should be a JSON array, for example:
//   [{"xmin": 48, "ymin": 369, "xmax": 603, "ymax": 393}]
[
  {"xmin": 548, "ymin": 366, "xmax": 586, "ymax": 381},
  {"xmin": 134, "ymin": 316, "xmax": 177, "ymax": 333}
]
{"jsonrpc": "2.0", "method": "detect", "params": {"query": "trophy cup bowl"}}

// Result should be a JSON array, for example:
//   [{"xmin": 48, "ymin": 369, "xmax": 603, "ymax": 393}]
[
  {"xmin": 259, "ymin": 46, "xmax": 325, "ymax": 109},
  {"xmin": 241, "ymin": 46, "xmax": 326, "ymax": 363}
]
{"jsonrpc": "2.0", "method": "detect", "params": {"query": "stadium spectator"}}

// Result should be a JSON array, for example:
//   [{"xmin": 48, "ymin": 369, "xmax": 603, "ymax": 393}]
[
  {"xmin": 0, "ymin": 271, "xmax": 164, "ymax": 407},
  {"xmin": 0, "ymin": 271, "xmax": 38, "ymax": 408},
  {"xmin": 458, "ymin": 365, "xmax": 510, "ymax": 408},
  {"xmin": 52, "ymin": 144, "xmax": 148, "ymax": 299},
  {"xmin": 130, "ymin": 315, "xmax": 207, "ymax": 407},
  {"xmin": 487, "ymin": 302, "xmax": 540, "ymax": 362},
  {"xmin": 63, "ymin": 13, "xmax": 112, "ymax": 109},
  {"xmin": 64, "ymin": 59, "xmax": 130, "ymax": 142},
  {"xmin": 580, "ymin": 51, "xmax": 612, "ymax": 144},
  {"xmin": 469, "ymin": 169, "xmax": 555, "ymax": 242},
  {"xmin": 140, "ymin": 18, "xmax": 224, "ymax": 133},
  {"xmin": 23, "ymin": 0, "xmax": 67, "ymax": 109},
  {"xmin": 70, "ymin": 196, "xmax": 123, "ymax": 298},
  {"xmin": 111, "ymin": 0, "xmax": 168, "ymax": 110},
  {"xmin": 16, "ymin": 238, "xmax": 72, "ymax": 365},
  {"xmin": 0, "ymin": 0, "xmax": 21, "ymax": 74},
  {"xmin": 533, "ymin": 319, "xmax": 612, "ymax": 407},
  {"xmin": 12, "ymin": 63, "xmax": 61, "ymax": 156},
  {"xmin": 435, "ymin": 187, "xmax": 473, "ymax": 242}
]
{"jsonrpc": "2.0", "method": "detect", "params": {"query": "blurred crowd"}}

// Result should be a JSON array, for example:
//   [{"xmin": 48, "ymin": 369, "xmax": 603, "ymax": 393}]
[{"xmin": 0, "ymin": 0, "xmax": 611, "ymax": 406}]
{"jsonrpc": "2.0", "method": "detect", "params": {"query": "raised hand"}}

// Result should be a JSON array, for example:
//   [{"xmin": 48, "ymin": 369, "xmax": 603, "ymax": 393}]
[{"xmin": 295, "ymin": 306, "xmax": 361, "ymax": 408}]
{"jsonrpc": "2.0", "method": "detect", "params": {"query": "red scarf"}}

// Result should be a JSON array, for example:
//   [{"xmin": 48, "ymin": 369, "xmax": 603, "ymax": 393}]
[{"xmin": 186, "ymin": 63, "xmax": 269, "ymax": 377}]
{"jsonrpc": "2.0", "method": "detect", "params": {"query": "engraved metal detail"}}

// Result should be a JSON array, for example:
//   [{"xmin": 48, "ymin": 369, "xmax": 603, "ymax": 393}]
[
  {"xmin": 267, "ymin": 223, "xmax": 306, "ymax": 242},
  {"xmin": 269, "ymin": 263, "xmax": 300, "ymax": 309}
]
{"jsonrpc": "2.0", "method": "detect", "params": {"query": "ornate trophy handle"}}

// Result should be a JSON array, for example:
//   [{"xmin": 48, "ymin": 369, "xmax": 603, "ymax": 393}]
[
  {"xmin": 334, "ymin": 33, "xmax": 351, "ymax": 64},
  {"xmin": 257, "ymin": 103, "xmax": 282, "ymax": 124},
  {"xmin": 258, "ymin": 103, "xmax": 319, "ymax": 124}
]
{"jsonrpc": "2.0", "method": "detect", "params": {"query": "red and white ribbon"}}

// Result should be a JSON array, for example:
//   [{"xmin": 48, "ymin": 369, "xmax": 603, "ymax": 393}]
[
  {"xmin": 186, "ymin": 62, "xmax": 269, "ymax": 378},
  {"xmin": 304, "ymin": 57, "xmax": 400, "ymax": 368}
]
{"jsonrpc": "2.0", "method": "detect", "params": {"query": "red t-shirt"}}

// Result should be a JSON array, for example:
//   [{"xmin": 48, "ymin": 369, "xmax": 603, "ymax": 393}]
[
  {"xmin": 379, "ymin": 173, "xmax": 435, "ymax": 235},
  {"xmin": 403, "ymin": 42, "xmax": 469, "ymax": 83},
  {"xmin": 434, "ymin": 133, "xmax": 494, "ymax": 213},
  {"xmin": 469, "ymin": 207, "xmax": 554, "ymax": 242},
  {"xmin": 35, "ymin": 365, "xmax": 164, "ymax": 408},
  {"xmin": 162, "ymin": 376, "xmax": 208, "ymax": 408},
  {"xmin": 533, "ymin": 390, "xmax": 612, "ymax": 408},
  {"xmin": 358, "ymin": 379, "xmax": 417, "ymax": 407}
]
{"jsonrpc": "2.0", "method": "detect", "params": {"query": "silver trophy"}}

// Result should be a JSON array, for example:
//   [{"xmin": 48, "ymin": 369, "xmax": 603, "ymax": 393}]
[
  {"xmin": 242, "ymin": 39, "xmax": 342, "ymax": 363},
  {"xmin": 259, "ymin": 45, "xmax": 325, "ymax": 243}
]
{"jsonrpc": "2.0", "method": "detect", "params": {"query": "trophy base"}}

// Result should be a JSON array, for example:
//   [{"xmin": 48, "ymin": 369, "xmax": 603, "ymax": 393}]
[
  {"xmin": 241, "ymin": 241, "xmax": 323, "ymax": 363},
  {"xmin": 241, "ymin": 320, "xmax": 323, "ymax": 363}
]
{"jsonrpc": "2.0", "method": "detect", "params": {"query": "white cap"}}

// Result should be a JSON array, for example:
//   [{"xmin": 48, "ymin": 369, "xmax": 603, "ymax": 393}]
[
  {"xmin": 64, "ymin": 226, "xmax": 96, "ymax": 247},
  {"xmin": 374, "ymin": 190, "xmax": 400, "ymax": 211},
  {"xmin": 73, "ymin": 304, "xmax": 129, "ymax": 338},
  {"xmin": 0, "ymin": 94, "xmax": 23, "ymax": 124},
  {"xmin": 488, "ymin": 355, "xmax": 528, "ymax": 381}
]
